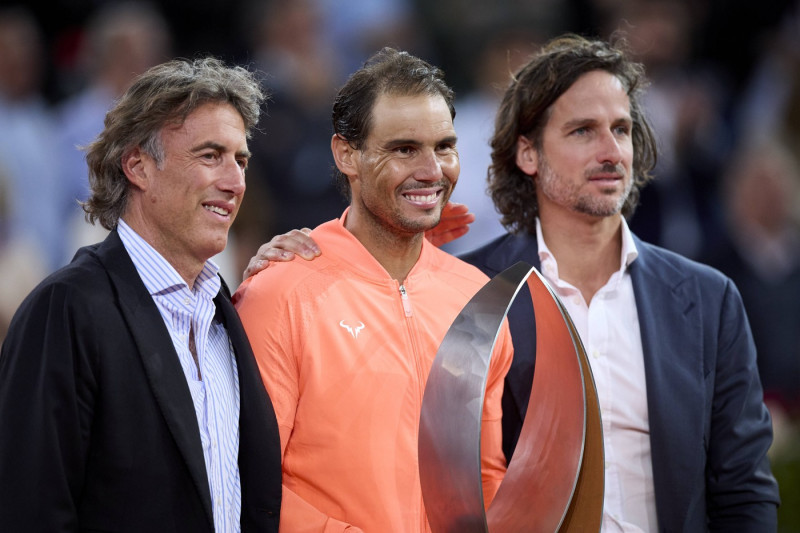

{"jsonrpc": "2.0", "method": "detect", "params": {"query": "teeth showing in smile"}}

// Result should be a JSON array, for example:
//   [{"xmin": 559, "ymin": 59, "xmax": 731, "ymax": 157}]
[
  {"xmin": 404, "ymin": 193, "xmax": 438, "ymax": 203},
  {"xmin": 204, "ymin": 204, "xmax": 230, "ymax": 216}
]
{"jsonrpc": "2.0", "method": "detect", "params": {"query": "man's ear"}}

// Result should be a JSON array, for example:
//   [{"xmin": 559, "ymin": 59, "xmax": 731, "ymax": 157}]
[
  {"xmin": 515, "ymin": 135, "xmax": 538, "ymax": 176},
  {"xmin": 331, "ymin": 133, "xmax": 358, "ymax": 179},
  {"xmin": 121, "ymin": 147, "xmax": 150, "ymax": 191}
]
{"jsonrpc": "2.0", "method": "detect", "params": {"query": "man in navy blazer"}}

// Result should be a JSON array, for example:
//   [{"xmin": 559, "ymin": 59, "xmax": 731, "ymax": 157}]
[
  {"xmin": 458, "ymin": 35, "xmax": 779, "ymax": 531},
  {"xmin": 0, "ymin": 58, "xmax": 281, "ymax": 531}
]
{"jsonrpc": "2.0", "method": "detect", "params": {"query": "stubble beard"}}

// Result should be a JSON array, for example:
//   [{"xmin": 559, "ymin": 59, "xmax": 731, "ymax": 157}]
[{"xmin": 538, "ymin": 156, "xmax": 631, "ymax": 218}]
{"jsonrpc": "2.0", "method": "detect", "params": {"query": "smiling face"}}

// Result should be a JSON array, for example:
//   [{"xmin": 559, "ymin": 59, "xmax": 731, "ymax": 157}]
[
  {"xmin": 122, "ymin": 102, "xmax": 249, "ymax": 282},
  {"xmin": 518, "ymin": 70, "xmax": 634, "ymax": 220},
  {"xmin": 342, "ymin": 92, "xmax": 459, "ymax": 240}
]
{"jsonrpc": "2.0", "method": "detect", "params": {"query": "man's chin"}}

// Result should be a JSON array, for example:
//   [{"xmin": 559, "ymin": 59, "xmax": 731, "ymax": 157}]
[
  {"xmin": 205, "ymin": 237, "xmax": 229, "ymax": 262},
  {"xmin": 572, "ymin": 193, "xmax": 628, "ymax": 218},
  {"xmin": 400, "ymin": 213, "xmax": 441, "ymax": 234}
]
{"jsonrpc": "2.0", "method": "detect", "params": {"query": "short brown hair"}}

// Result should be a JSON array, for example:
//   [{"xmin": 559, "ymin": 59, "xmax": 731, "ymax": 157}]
[
  {"xmin": 331, "ymin": 47, "xmax": 455, "ymax": 199},
  {"xmin": 83, "ymin": 57, "xmax": 266, "ymax": 230}
]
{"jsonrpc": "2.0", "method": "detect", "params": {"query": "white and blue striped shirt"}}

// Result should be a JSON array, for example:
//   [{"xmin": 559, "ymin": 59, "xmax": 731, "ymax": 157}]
[{"xmin": 118, "ymin": 219, "xmax": 242, "ymax": 532}]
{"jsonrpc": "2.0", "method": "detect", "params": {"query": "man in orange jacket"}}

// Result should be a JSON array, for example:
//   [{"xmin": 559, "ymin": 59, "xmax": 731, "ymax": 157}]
[{"xmin": 233, "ymin": 48, "xmax": 513, "ymax": 532}]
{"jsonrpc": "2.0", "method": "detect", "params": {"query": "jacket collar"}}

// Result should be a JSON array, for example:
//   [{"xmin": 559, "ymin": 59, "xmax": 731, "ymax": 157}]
[{"xmin": 317, "ymin": 208, "xmax": 440, "ymax": 283}]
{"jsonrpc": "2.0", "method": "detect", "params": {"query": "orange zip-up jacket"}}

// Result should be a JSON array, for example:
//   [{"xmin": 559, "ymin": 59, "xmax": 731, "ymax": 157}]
[{"xmin": 234, "ymin": 212, "xmax": 513, "ymax": 533}]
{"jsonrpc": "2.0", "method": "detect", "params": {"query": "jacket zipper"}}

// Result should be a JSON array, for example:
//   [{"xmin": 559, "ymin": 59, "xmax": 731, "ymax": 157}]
[
  {"xmin": 398, "ymin": 282, "xmax": 429, "ymax": 531},
  {"xmin": 399, "ymin": 284, "xmax": 413, "ymax": 317}
]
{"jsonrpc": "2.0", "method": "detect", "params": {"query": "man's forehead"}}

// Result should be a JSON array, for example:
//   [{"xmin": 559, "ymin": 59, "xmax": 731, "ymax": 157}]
[
  {"xmin": 550, "ymin": 72, "xmax": 631, "ymax": 116},
  {"xmin": 161, "ymin": 102, "xmax": 245, "ymax": 135},
  {"xmin": 561, "ymin": 71, "xmax": 628, "ymax": 100},
  {"xmin": 368, "ymin": 92, "xmax": 454, "ymax": 137},
  {"xmin": 371, "ymin": 91, "xmax": 449, "ymax": 112}
]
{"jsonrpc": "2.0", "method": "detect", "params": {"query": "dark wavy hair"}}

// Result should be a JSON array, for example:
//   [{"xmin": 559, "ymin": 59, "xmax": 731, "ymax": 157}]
[
  {"xmin": 82, "ymin": 57, "xmax": 265, "ymax": 230},
  {"xmin": 489, "ymin": 34, "xmax": 658, "ymax": 234},
  {"xmin": 331, "ymin": 47, "xmax": 455, "ymax": 199}
]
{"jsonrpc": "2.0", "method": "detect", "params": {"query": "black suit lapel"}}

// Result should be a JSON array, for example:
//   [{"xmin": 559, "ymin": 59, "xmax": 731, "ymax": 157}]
[
  {"xmin": 94, "ymin": 230, "xmax": 214, "ymax": 526},
  {"xmin": 214, "ymin": 280, "xmax": 283, "ymax": 527}
]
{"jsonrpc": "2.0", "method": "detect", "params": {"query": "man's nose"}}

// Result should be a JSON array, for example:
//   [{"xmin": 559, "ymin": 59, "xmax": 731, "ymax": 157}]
[
  {"xmin": 413, "ymin": 149, "xmax": 445, "ymax": 182},
  {"xmin": 220, "ymin": 157, "xmax": 246, "ymax": 195},
  {"xmin": 596, "ymin": 130, "xmax": 623, "ymax": 165}
]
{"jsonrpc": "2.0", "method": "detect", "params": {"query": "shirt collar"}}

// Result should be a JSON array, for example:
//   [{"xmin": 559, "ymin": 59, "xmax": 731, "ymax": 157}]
[
  {"xmin": 535, "ymin": 215, "xmax": 639, "ymax": 281},
  {"xmin": 117, "ymin": 218, "xmax": 221, "ymax": 299}
]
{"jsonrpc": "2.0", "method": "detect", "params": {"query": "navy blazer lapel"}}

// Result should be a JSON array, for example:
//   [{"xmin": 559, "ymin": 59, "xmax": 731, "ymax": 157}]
[
  {"xmin": 94, "ymin": 230, "xmax": 214, "ymax": 525},
  {"xmin": 484, "ymin": 232, "xmax": 541, "ymax": 275},
  {"xmin": 482, "ymin": 233, "xmax": 542, "ymax": 424},
  {"xmin": 629, "ymin": 236, "xmax": 705, "ymax": 531}
]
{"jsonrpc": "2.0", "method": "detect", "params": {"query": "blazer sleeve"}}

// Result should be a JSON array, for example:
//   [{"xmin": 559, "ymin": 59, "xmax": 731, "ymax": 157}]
[
  {"xmin": 0, "ymin": 280, "xmax": 97, "ymax": 532},
  {"xmin": 706, "ymin": 278, "xmax": 780, "ymax": 530}
]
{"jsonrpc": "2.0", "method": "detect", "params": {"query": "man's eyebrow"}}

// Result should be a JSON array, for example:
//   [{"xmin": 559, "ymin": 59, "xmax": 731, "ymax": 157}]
[
  {"xmin": 190, "ymin": 141, "xmax": 251, "ymax": 159},
  {"xmin": 382, "ymin": 138, "xmax": 423, "ymax": 149},
  {"xmin": 382, "ymin": 135, "xmax": 458, "ymax": 149},
  {"xmin": 613, "ymin": 116, "xmax": 633, "ymax": 127},
  {"xmin": 561, "ymin": 116, "xmax": 632, "ymax": 130},
  {"xmin": 562, "ymin": 117, "xmax": 597, "ymax": 130},
  {"xmin": 190, "ymin": 141, "xmax": 225, "ymax": 153}
]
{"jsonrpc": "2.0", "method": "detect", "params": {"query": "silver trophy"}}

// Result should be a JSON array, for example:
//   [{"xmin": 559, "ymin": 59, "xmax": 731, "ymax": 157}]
[{"xmin": 419, "ymin": 262, "xmax": 604, "ymax": 532}]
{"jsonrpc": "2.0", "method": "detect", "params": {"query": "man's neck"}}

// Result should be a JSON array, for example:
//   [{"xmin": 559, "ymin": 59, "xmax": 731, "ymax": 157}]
[
  {"xmin": 539, "ymin": 209, "xmax": 623, "ymax": 304},
  {"xmin": 344, "ymin": 210, "xmax": 424, "ymax": 284},
  {"xmin": 120, "ymin": 215, "xmax": 203, "ymax": 290}
]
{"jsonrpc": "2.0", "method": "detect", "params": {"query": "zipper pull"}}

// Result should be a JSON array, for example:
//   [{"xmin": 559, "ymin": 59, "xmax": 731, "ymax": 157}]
[{"xmin": 399, "ymin": 284, "xmax": 412, "ymax": 317}]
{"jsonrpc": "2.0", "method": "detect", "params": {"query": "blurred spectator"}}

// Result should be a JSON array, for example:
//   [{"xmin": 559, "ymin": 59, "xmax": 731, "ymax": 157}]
[
  {"xmin": 619, "ymin": 0, "xmax": 730, "ymax": 260},
  {"xmin": 236, "ymin": 0, "xmax": 346, "ymax": 279},
  {"xmin": 442, "ymin": 30, "xmax": 539, "ymax": 255},
  {"xmin": 56, "ymin": 1, "xmax": 172, "ymax": 264},
  {"xmin": 413, "ymin": 0, "xmax": 569, "ymax": 90},
  {"xmin": 0, "ymin": 6, "xmax": 59, "ymax": 339},
  {"xmin": 735, "ymin": 3, "xmax": 800, "ymax": 146},
  {"xmin": 314, "ymin": 0, "xmax": 425, "ymax": 77},
  {"xmin": 0, "ymin": 168, "xmax": 49, "ymax": 344},
  {"xmin": 0, "ymin": 7, "xmax": 62, "ymax": 269},
  {"xmin": 702, "ymin": 138, "xmax": 800, "ymax": 415}
]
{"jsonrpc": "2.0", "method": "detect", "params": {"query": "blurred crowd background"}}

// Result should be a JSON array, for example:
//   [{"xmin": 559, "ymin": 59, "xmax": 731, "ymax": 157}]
[{"xmin": 1, "ymin": 0, "xmax": 799, "ymax": 527}]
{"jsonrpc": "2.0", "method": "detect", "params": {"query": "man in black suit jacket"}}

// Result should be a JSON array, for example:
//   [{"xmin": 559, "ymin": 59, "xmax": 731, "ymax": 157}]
[{"xmin": 0, "ymin": 58, "xmax": 281, "ymax": 532}]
